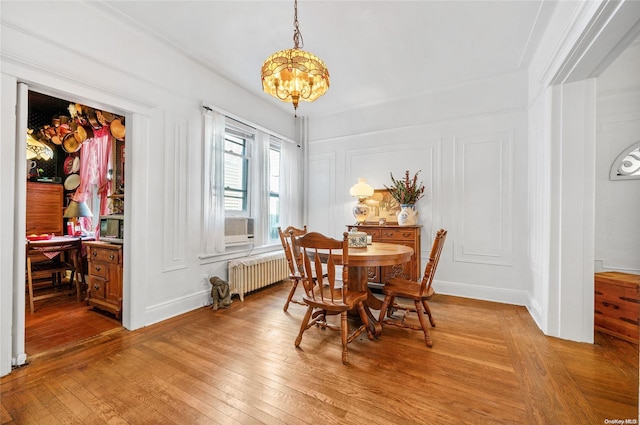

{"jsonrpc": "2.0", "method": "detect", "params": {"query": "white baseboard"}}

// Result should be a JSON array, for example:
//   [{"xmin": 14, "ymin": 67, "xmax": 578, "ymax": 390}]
[
  {"xmin": 143, "ymin": 289, "xmax": 211, "ymax": 327},
  {"xmin": 436, "ymin": 279, "xmax": 529, "ymax": 306}
]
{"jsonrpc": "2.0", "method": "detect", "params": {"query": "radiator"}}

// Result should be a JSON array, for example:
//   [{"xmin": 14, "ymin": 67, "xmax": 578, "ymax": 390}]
[{"xmin": 228, "ymin": 251, "xmax": 288, "ymax": 301}]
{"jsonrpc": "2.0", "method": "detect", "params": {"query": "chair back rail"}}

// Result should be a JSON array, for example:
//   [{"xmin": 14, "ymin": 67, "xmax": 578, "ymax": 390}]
[
  {"xmin": 294, "ymin": 232, "xmax": 348, "ymax": 303},
  {"xmin": 419, "ymin": 229, "xmax": 447, "ymax": 296}
]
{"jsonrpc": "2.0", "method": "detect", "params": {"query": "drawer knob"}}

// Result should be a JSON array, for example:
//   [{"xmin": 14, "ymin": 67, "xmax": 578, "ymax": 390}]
[
  {"xmin": 95, "ymin": 266, "xmax": 101, "ymax": 272},
  {"xmin": 109, "ymin": 254, "xmax": 115, "ymax": 260},
  {"xmin": 94, "ymin": 284, "xmax": 100, "ymax": 290},
  {"xmin": 92, "ymin": 251, "xmax": 97, "ymax": 257}
]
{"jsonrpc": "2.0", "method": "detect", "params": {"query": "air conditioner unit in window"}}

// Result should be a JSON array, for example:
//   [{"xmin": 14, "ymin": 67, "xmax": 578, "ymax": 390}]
[{"xmin": 225, "ymin": 217, "xmax": 255, "ymax": 244}]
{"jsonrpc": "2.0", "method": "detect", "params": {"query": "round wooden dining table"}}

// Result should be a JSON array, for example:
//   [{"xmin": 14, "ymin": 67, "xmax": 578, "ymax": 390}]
[{"xmin": 339, "ymin": 242, "xmax": 414, "ymax": 336}]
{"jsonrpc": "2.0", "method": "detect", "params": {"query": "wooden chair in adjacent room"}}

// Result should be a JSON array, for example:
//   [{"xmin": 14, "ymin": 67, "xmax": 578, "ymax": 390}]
[
  {"xmin": 378, "ymin": 229, "xmax": 447, "ymax": 347},
  {"xmin": 278, "ymin": 225, "xmax": 309, "ymax": 312},
  {"xmin": 292, "ymin": 231, "xmax": 374, "ymax": 365},
  {"xmin": 26, "ymin": 238, "xmax": 82, "ymax": 314}
]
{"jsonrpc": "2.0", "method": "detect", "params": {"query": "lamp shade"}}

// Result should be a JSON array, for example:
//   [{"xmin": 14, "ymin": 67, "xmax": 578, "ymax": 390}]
[
  {"xmin": 349, "ymin": 178, "xmax": 374, "ymax": 199},
  {"xmin": 63, "ymin": 201, "xmax": 93, "ymax": 218},
  {"xmin": 260, "ymin": 0, "xmax": 330, "ymax": 116},
  {"xmin": 26, "ymin": 133, "xmax": 53, "ymax": 161}
]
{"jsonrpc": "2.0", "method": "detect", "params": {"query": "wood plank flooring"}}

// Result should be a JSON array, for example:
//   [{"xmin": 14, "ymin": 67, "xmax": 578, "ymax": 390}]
[
  {"xmin": 25, "ymin": 289, "xmax": 122, "ymax": 357},
  {"xmin": 2, "ymin": 281, "xmax": 638, "ymax": 424}
]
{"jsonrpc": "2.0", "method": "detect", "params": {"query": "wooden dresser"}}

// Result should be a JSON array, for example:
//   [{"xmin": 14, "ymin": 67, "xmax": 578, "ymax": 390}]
[
  {"xmin": 85, "ymin": 241, "xmax": 123, "ymax": 319},
  {"xmin": 26, "ymin": 182, "xmax": 64, "ymax": 235},
  {"xmin": 594, "ymin": 271, "xmax": 640, "ymax": 344},
  {"xmin": 347, "ymin": 224, "xmax": 421, "ymax": 289}
]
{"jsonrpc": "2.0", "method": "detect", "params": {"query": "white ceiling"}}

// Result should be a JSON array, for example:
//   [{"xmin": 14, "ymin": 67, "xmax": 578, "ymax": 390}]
[{"xmin": 103, "ymin": 1, "xmax": 557, "ymax": 117}]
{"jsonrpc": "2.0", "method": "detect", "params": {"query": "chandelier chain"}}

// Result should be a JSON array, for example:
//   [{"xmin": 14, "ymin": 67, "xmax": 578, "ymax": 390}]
[{"xmin": 292, "ymin": 0, "xmax": 304, "ymax": 49}]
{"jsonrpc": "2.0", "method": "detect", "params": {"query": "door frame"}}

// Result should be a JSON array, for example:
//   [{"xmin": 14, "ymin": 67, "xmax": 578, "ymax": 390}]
[{"xmin": 1, "ymin": 74, "xmax": 147, "ymax": 374}]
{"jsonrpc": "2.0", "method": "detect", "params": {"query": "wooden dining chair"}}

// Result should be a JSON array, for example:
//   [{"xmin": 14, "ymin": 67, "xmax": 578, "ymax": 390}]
[
  {"xmin": 378, "ymin": 229, "xmax": 447, "ymax": 347},
  {"xmin": 26, "ymin": 238, "xmax": 82, "ymax": 314},
  {"xmin": 292, "ymin": 231, "xmax": 374, "ymax": 365},
  {"xmin": 278, "ymin": 225, "xmax": 309, "ymax": 312}
]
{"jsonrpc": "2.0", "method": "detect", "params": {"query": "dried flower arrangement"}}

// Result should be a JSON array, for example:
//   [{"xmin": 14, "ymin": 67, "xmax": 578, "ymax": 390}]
[{"xmin": 384, "ymin": 170, "xmax": 425, "ymax": 205}]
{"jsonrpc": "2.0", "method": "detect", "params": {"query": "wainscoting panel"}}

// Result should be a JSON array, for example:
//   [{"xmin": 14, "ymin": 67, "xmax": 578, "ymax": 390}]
[
  {"xmin": 162, "ymin": 113, "xmax": 189, "ymax": 272},
  {"xmin": 345, "ymin": 140, "xmax": 442, "ymax": 238},
  {"xmin": 454, "ymin": 131, "xmax": 513, "ymax": 265},
  {"xmin": 308, "ymin": 153, "xmax": 337, "ymax": 235}
]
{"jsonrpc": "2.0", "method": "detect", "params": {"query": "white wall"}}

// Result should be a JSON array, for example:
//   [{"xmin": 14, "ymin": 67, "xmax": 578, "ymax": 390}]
[
  {"xmin": 0, "ymin": 1, "xmax": 296, "ymax": 376},
  {"xmin": 307, "ymin": 72, "xmax": 532, "ymax": 306},
  {"xmin": 595, "ymin": 38, "xmax": 640, "ymax": 274}
]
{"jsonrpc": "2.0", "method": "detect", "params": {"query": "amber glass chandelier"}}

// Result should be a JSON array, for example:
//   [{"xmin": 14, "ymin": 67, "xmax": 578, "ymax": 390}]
[{"xmin": 261, "ymin": 0, "xmax": 330, "ymax": 116}]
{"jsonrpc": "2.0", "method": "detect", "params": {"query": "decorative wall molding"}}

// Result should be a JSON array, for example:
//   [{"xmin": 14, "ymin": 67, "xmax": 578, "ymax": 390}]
[
  {"xmin": 307, "ymin": 153, "xmax": 337, "ymax": 234},
  {"xmin": 453, "ymin": 131, "xmax": 514, "ymax": 266},
  {"xmin": 344, "ymin": 140, "xmax": 443, "ymax": 235},
  {"xmin": 162, "ymin": 113, "xmax": 189, "ymax": 272}
]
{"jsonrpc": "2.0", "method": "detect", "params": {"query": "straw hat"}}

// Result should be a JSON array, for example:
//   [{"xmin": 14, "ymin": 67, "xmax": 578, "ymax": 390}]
[{"xmin": 110, "ymin": 118, "xmax": 125, "ymax": 141}]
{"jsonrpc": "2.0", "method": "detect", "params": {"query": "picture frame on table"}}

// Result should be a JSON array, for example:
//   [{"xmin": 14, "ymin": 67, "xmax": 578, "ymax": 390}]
[{"xmin": 365, "ymin": 189, "xmax": 399, "ymax": 224}]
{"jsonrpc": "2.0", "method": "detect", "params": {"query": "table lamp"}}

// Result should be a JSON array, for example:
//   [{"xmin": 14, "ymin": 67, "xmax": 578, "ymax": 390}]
[
  {"xmin": 63, "ymin": 201, "xmax": 93, "ymax": 235},
  {"xmin": 349, "ymin": 178, "xmax": 374, "ymax": 224}
]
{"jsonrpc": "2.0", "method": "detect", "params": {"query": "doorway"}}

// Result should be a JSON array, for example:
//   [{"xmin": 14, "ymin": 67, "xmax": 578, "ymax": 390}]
[{"xmin": 24, "ymin": 89, "xmax": 125, "ymax": 356}]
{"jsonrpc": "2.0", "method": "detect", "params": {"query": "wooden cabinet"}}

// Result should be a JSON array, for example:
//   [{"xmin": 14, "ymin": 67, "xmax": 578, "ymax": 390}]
[
  {"xmin": 594, "ymin": 272, "xmax": 640, "ymax": 344},
  {"xmin": 347, "ymin": 225, "xmax": 421, "ymax": 288},
  {"xmin": 26, "ymin": 182, "xmax": 64, "ymax": 235},
  {"xmin": 85, "ymin": 241, "xmax": 123, "ymax": 319}
]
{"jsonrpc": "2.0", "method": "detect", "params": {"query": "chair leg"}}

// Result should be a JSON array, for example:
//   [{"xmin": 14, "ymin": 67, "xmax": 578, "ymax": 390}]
[
  {"xmin": 387, "ymin": 296, "xmax": 397, "ymax": 318},
  {"xmin": 422, "ymin": 299, "xmax": 436, "ymax": 327},
  {"xmin": 27, "ymin": 258, "xmax": 35, "ymax": 314},
  {"xmin": 378, "ymin": 295, "xmax": 392, "ymax": 323},
  {"xmin": 71, "ymin": 270, "xmax": 80, "ymax": 302},
  {"xmin": 414, "ymin": 301, "xmax": 433, "ymax": 348},
  {"xmin": 340, "ymin": 311, "xmax": 349, "ymax": 365},
  {"xmin": 295, "ymin": 305, "xmax": 314, "ymax": 347},
  {"xmin": 283, "ymin": 278, "xmax": 299, "ymax": 312}
]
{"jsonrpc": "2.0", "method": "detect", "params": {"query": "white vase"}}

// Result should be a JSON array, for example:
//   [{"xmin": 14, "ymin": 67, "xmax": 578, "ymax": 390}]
[{"xmin": 397, "ymin": 204, "xmax": 418, "ymax": 226}]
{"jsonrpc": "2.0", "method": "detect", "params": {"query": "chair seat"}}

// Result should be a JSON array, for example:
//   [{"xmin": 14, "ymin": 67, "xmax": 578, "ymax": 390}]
[
  {"xmin": 383, "ymin": 277, "xmax": 435, "ymax": 300},
  {"xmin": 302, "ymin": 285, "xmax": 368, "ymax": 312}
]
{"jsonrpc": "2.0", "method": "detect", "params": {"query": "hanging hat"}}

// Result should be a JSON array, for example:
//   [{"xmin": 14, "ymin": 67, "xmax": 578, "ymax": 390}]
[
  {"xmin": 62, "ymin": 132, "xmax": 81, "ymax": 153},
  {"xmin": 110, "ymin": 118, "xmax": 125, "ymax": 141}
]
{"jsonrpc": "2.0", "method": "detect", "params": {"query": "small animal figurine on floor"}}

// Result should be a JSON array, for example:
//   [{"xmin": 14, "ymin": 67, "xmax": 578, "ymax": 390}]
[{"xmin": 209, "ymin": 276, "xmax": 232, "ymax": 310}]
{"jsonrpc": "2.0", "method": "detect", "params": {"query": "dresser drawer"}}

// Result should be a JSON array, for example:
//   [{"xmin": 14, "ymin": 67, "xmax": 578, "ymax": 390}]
[
  {"xmin": 89, "ymin": 261, "xmax": 109, "ymax": 278},
  {"xmin": 362, "ymin": 228, "xmax": 381, "ymax": 239},
  {"xmin": 88, "ymin": 247, "xmax": 121, "ymax": 264},
  {"xmin": 88, "ymin": 275, "xmax": 107, "ymax": 299},
  {"xmin": 380, "ymin": 229, "xmax": 416, "ymax": 241}
]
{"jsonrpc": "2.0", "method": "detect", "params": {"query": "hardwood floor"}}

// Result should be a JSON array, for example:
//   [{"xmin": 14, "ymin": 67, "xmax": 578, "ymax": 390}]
[
  {"xmin": 25, "ymin": 289, "xmax": 122, "ymax": 357},
  {"xmin": 3, "ymin": 281, "xmax": 638, "ymax": 424}
]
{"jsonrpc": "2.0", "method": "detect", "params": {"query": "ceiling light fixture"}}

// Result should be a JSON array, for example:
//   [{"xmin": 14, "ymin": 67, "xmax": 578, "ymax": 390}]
[{"xmin": 261, "ymin": 0, "xmax": 330, "ymax": 117}]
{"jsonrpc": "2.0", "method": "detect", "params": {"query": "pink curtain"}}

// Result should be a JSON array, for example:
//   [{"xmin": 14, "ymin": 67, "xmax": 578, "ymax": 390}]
[{"xmin": 72, "ymin": 127, "xmax": 112, "ymax": 233}]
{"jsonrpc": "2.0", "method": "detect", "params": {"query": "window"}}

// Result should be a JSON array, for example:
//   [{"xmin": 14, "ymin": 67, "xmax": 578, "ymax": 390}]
[
  {"xmin": 224, "ymin": 130, "xmax": 250, "ymax": 212},
  {"xmin": 268, "ymin": 141, "xmax": 281, "ymax": 241},
  {"xmin": 202, "ymin": 107, "xmax": 302, "ymax": 257}
]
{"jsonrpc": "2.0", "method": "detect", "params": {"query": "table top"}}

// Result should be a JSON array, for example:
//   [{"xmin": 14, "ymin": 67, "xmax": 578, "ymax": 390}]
[
  {"xmin": 26, "ymin": 235, "xmax": 93, "ymax": 244},
  {"xmin": 341, "ymin": 242, "xmax": 413, "ymax": 267}
]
